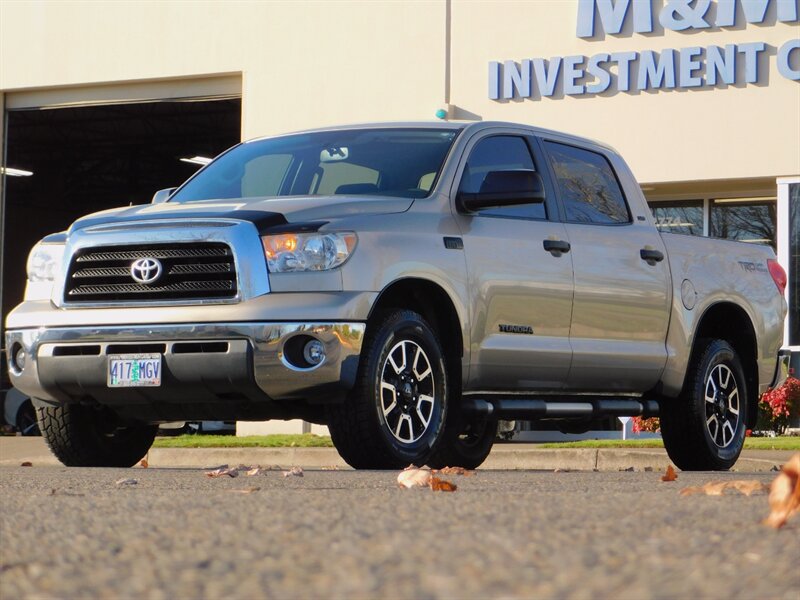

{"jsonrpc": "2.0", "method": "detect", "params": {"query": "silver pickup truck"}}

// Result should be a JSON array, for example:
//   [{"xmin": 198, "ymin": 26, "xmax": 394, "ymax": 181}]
[{"xmin": 5, "ymin": 121, "xmax": 790, "ymax": 471}]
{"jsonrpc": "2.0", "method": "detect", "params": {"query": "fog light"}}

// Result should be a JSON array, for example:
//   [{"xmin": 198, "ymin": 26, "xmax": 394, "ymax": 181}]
[
  {"xmin": 14, "ymin": 346, "xmax": 26, "ymax": 372},
  {"xmin": 303, "ymin": 340, "xmax": 325, "ymax": 366}
]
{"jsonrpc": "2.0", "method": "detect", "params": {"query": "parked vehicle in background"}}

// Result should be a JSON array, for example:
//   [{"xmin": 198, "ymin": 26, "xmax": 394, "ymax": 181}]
[{"xmin": 4, "ymin": 122, "xmax": 790, "ymax": 470}]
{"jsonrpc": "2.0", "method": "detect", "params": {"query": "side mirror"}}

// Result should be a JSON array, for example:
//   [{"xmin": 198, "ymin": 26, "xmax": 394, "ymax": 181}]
[
  {"xmin": 457, "ymin": 170, "xmax": 545, "ymax": 213},
  {"xmin": 152, "ymin": 187, "xmax": 177, "ymax": 204}
]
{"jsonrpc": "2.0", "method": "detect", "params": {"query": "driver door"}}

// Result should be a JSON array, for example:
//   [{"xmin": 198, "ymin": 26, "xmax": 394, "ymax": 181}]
[{"xmin": 452, "ymin": 131, "xmax": 574, "ymax": 392}]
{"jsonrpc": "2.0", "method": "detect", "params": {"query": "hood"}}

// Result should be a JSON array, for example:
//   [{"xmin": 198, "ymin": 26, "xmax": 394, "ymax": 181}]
[{"xmin": 69, "ymin": 195, "xmax": 415, "ymax": 234}]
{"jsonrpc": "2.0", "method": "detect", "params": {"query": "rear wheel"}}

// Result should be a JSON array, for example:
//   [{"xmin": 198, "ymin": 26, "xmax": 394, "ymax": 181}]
[
  {"xmin": 661, "ymin": 339, "xmax": 748, "ymax": 471},
  {"xmin": 428, "ymin": 416, "xmax": 497, "ymax": 470},
  {"xmin": 327, "ymin": 310, "xmax": 448, "ymax": 469},
  {"xmin": 37, "ymin": 403, "xmax": 157, "ymax": 467}
]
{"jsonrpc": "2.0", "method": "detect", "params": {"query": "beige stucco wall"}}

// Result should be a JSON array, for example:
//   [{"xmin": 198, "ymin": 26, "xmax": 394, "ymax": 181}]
[
  {"xmin": 0, "ymin": 0, "xmax": 798, "ymax": 183},
  {"xmin": 0, "ymin": 0, "xmax": 446, "ymax": 143}
]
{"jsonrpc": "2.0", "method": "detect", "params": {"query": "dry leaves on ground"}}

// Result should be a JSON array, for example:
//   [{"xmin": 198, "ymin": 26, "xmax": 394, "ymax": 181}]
[
  {"xmin": 661, "ymin": 465, "xmax": 677, "ymax": 482},
  {"xmin": 282, "ymin": 466, "xmax": 304, "ymax": 478},
  {"xmin": 397, "ymin": 468, "xmax": 432, "ymax": 488},
  {"xmin": 139, "ymin": 457, "xmax": 149, "ymax": 468},
  {"xmin": 763, "ymin": 452, "xmax": 800, "ymax": 529},
  {"xmin": 397, "ymin": 467, "xmax": 457, "ymax": 492},
  {"xmin": 680, "ymin": 480, "xmax": 769, "ymax": 497},
  {"xmin": 429, "ymin": 476, "xmax": 458, "ymax": 492},
  {"xmin": 115, "ymin": 478, "xmax": 138, "ymax": 486},
  {"xmin": 205, "ymin": 465, "xmax": 239, "ymax": 478},
  {"xmin": 20, "ymin": 462, "xmax": 32, "ymax": 467},
  {"xmin": 245, "ymin": 467, "xmax": 262, "ymax": 477},
  {"xmin": 434, "ymin": 466, "xmax": 475, "ymax": 476}
]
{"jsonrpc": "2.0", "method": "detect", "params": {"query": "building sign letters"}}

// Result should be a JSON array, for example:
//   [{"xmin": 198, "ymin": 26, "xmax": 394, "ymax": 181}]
[{"xmin": 488, "ymin": 0, "xmax": 800, "ymax": 100}]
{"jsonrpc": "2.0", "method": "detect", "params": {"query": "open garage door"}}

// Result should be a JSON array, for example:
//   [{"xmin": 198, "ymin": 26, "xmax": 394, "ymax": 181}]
[{"xmin": 1, "ymin": 97, "xmax": 241, "ymax": 331}]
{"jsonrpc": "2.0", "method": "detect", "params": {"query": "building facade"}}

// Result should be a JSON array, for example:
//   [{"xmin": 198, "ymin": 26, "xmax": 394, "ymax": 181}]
[{"xmin": 1, "ymin": 1, "xmax": 798, "ymax": 434}]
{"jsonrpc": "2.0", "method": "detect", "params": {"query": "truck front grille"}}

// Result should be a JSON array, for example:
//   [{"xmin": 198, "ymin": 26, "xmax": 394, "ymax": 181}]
[{"xmin": 64, "ymin": 243, "xmax": 237, "ymax": 303}]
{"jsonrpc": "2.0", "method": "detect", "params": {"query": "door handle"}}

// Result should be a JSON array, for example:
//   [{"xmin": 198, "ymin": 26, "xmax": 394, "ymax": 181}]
[
  {"xmin": 640, "ymin": 249, "xmax": 664, "ymax": 263},
  {"xmin": 543, "ymin": 239, "xmax": 571, "ymax": 254}
]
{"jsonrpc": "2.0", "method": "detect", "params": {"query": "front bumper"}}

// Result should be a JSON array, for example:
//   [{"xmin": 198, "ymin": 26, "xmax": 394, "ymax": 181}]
[{"xmin": 5, "ymin": 322, "xmax": 365, "ymax": 418}]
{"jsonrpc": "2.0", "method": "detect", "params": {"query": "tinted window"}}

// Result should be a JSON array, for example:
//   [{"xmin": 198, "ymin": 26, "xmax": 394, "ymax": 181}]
[
  {"xmin": 170, "ymin": 128, "xmax": 459, "ymax": 202},
  {"xmin": 459, "ymin": 136, "xmax": 546, "ymax": 220},
  {"xmin": 545, "ymin": 142, "xmax": 630, "ymax": 224}
]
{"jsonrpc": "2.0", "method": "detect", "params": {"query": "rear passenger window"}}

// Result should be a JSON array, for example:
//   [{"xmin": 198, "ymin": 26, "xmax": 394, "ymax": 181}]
[
  {"xmin": 459, "ymin": 136, "xmax": 546, "ymax": 220},
  {"xmin": 544, "ymin": 142, "xmax": 630, "ymax": 224}
]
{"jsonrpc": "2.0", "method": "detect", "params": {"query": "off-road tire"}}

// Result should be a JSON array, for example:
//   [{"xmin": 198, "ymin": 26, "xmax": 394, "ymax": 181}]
[
  {"xmin": 37, "ymin": 403, "xmax": 158, "ymax": 467},
  {"xmin": 661, "ymin": 339, "xmax": 748, "ymax": 471},
  {"xmin": 427, "ymin": 417, "xmax": 497, "ymax": 470},
  {"xmin": 327, "ymin": 310, "xmax": 448, "ymax": 469}
]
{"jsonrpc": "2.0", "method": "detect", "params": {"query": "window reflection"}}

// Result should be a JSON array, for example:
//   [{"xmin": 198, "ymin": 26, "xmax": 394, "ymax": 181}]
[
  {"xmin": 710, "ymin": 199, "xmax": 776, "ymax": 249},
  {"xmin": 649, "ymin": 201, "xmax": 703, "ymax": 236}
]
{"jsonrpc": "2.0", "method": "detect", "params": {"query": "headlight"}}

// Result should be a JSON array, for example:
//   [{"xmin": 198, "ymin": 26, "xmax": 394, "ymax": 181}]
[
  {"xmin": 27, "ymin": 241, "xmax": 65, "ymax": 282},
  {"xmin": 261, "ymin": 232, "xmax": 357, "ymax": 273}
]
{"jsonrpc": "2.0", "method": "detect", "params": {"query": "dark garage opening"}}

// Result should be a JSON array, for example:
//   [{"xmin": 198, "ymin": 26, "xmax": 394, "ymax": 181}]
[{"xmin": 1, "ymin": 97, "xmax": 242, "ymax": 333}]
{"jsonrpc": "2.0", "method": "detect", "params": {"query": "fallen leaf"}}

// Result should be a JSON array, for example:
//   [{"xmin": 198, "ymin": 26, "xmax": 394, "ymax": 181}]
[
  {"xmin": 115, "ymin": 478, "xmax": 138, "ymax": 486},
  {"xmin": 205, "ymin": 466, "xmax": 239, "ymax": 478},
  {"xmin": 727, "ymin": 480, "xmax": 769, "ymax": 496},
  {"xmin": 20, "ymin": 461, "xmax": 32, "ymax": 467},
  {"xmin": 680, "ymin": 480, "xmax": 769, "ymax": 497},
  {"xmin": 140, "ymin": 458, "xmax": 149, "ymax": 468},
  {"xmin": 619, "ymin": 467, "xmax": 635, "ymax": 472},
  {"xmin": 553, "ymin": 468, "xmax": 570, "ymax": 473},
  {"xmin": 397, "ymin": 468, "xmax": 432, "ymax": 488},
  {"xmin": 228, "ymin": 487, "xmax": 260, "ymax": 494},
  {"xmin": 435, "ymin": 466, "xmax": 474, "ymax": 476},
  {"xmin": 429, "ymin": 476, "xmax": 458, "ymax": 492},
  {"xmin": 764, "ymin": 452, "xmax": 800, "ymax": 529},
  {"xmin": 282, "ymin": 466, "xmax": 304, "ymax": 478},
  {"xmin": 245, "ymin": 467, "xmax": 262, "ymax": 477},
  {"xmin": 661, "ymin": 465, "xmax": 677, "ymax": 482}
]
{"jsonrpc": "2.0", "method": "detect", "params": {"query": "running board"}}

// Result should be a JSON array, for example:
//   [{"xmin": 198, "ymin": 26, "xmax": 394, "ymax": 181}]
[{"xmin": 461, "ymin": 397, "xmax": 660, "ymax": 420}]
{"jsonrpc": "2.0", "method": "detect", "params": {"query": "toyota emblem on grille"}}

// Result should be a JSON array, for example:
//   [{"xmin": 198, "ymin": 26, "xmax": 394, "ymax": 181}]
[{"xmin": 130, "ymin": 257, "xmax": 163, "ymax": 285}]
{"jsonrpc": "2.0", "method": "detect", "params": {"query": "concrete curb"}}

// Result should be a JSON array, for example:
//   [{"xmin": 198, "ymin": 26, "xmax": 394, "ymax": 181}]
[{"xmin": 1, "ymin": 438, "xmax": 790, "ymax": 471}]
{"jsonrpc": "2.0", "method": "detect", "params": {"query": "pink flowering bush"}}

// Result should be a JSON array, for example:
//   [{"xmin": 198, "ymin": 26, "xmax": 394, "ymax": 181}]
[
  {"xmin": 758, "ymin": 376, "xmax": 800, "ymax": 435},
  {"xmin": 632, "ymin": 416, "xmax": 660, "ymax": 434}
]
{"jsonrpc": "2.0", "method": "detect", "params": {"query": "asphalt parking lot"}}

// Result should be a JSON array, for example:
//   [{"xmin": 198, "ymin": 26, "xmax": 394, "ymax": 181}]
[{"xmin": 1, "ymin": 466, "xmax": 798, "ymax": 599}]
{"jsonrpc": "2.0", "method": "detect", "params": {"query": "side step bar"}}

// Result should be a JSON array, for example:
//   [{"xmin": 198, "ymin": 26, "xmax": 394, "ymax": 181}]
[{"xmin": 461, "ymin": 397, "xmax": 660, "ymax": 419}]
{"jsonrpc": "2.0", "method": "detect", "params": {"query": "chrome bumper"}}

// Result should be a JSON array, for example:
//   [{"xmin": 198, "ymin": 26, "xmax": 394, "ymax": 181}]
[{"xmin": 5, "ymin": 322, "xmax": 365, "ymax": 407}]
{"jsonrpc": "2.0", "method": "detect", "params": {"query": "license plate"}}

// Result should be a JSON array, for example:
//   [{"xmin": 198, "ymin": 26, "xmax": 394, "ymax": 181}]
[{"xmin": 108, "ymin": 354, "xmax": 162, "ymax": 387}]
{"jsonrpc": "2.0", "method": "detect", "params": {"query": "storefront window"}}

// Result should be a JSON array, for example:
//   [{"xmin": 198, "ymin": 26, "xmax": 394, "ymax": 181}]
[
  {"xmin": 649, "ymin": 200, "xmax": 704, "ymax": 236},
  {"xmin": 710, "ymin": 199, "xmax": 776, "ymax": 248},
  {"xmin": 790, "ymin": 184, "xmax": 799, "ymax": 346}
]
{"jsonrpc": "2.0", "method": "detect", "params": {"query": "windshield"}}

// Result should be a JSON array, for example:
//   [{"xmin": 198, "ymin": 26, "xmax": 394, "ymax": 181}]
[{"xmin": 170, "ymin": 128, "xmax": 460, "ymax": 202}]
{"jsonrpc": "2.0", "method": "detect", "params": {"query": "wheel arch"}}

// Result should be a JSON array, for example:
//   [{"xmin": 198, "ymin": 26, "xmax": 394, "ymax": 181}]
[
  {"xmin": 686, "ymin": 301, "xmax": 759, "ymax": 428},
  {"xmin": 368, "ymin": 278, "xmax": 466, "ymax": 391}
]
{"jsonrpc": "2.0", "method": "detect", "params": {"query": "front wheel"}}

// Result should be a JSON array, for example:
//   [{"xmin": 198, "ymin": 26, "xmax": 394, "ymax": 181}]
[
  {"xmin": 37, "ymin": 403, "xmax": 157, "ymax": 467},
  {"xmin": 327, "ymin": 310, "xmax": 448, "ymax": 469},
  {"xmin": 661, "ymin": 339, "xmax": 748, "ymax": 471}
]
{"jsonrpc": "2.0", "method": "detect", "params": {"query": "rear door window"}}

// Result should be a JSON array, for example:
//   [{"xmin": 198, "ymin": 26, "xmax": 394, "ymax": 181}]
[{"xmin": 544, "ymin": 142, "xmax": 630, "ymax": 224}]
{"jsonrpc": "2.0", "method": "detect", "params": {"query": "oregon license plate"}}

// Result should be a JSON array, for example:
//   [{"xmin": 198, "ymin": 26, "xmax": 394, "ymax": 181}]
[{"xmin": 107, "ymin": 354, "xmax": 162, "ymax": 387}]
